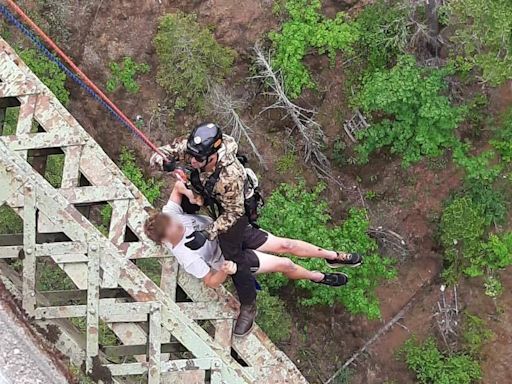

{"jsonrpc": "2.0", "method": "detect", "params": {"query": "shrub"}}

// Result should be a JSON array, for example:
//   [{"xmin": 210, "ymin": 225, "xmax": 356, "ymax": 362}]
[
  {"xmin": 355, "ymin": 55, "xmax": 464, "ymax": 166},
  {"xmin": 453, "ymin": 148, "xmax": 502, "ymax": 187},
  {"xmin": 0, "ymin": 205, "xmax": 23, "ymax": 234},
  {"xmin": 18, "ymin": 48, "xmax": 69, "ymax": 105},
  {"xmin": 463, "ymin": 185, "xmax": 507, "ymax": 227},
  {"xmin": 106, "ymin": 57, "xmax": 150, "ymax": 93},
  {"xmin": 269, "ymin": 0, "xmax": 360, "ymax": 98},
  {"xmin": 37, "ymin": 258, "xmax": 75, "ymax": 291},
  {"xmin": 154, "ymin": 13, "xmax": 235, "ymax": 111},
  {"xmin": 484, "ymin": 275, "xmax": 503, "ymax": 298},
  {"xmin": 45, "ymin": 154, "xmax": 65, "ymax": 188},
  {"xmin": 453, "ymin": 147, "xmax": 506, "ymax": 225},
  {"xmin": 331, "ymin": 135, "xmax": 347, "ymax": 167},
  {"xmin": 461, "ymin": 312, "xmax": 493, "ymax": 357},
  {"xmin": 440, "ymin": 194, "xmax": 512, "ymax": 283},
  {"xmin": 446, "ymin": 0, "xmax": 512, "ymax": 85},
  {"xmin": 118, "ymin": 148, "xmax": 162, "ymax": 204},
  {"xmin": 258, "ymin": 181, "xmax": 396, "ymax": 319},
  {"xmin": 491, "ymin": 109, "xmax": 512, "ymax": 163},
  {"xmin": 351, "ymin": 0, "xmax": 411, "ymax": 74},
  {"xmin": 0, "ymin": 108, "xmax": 18, "ymax": 135},
  {"xmin": 476, "ymin": 233, "xmax": 512, "ymax": 276},
  {"xmin": 400, "ymin": 337, "xmax": 482, "ymax": 384},
  {"xmin": 439, "ymin": 197, "xmax": 486, "ymax": 283},
  {"xmin": 256, "ymin": 291, "xmax": 292, "ymax": 343},
  {"xmin": 276, "ymin": 151, "xmax": 297, "ymax": 174}
]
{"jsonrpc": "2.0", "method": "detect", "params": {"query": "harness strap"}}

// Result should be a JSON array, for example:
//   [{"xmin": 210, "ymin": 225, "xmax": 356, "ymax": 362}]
[{"xmin": 190, "ymin": 165, "xmax": 223, "ymax": 219}]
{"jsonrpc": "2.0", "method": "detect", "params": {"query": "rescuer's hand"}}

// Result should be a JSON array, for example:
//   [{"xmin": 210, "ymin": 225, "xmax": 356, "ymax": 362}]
[
  {"xmin": 190, "ymin": 194, "xmax": 204, "ymax": 206},
  {"xmin": 184, "ymin": 230, "xmax": 208, "ymax": 250},
  {"xmin": 221, "ymin": 261, "xmax": 237, "ymax": 275},
  {"xmin": 150, "ymin": 152, "xmax": 165, "ymax": 169},
  {"xmin": 163, "ymin": 158, "xmax": 177, "ymax": 172}
]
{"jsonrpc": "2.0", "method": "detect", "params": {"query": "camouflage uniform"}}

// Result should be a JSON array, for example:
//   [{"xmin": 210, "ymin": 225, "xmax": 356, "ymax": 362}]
[
  {"xmin": 158, "ymin": 134, "xmax": 258, "ymax": 305},
  {"xmin": 157, "ymin": 134, "xmax": 246, "ymax": 240}
]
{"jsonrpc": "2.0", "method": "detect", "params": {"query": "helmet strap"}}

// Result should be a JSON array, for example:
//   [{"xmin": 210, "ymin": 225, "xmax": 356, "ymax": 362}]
[{"xmin": 201, "ymin": 154, "xmax": 217, "ymax": 172}]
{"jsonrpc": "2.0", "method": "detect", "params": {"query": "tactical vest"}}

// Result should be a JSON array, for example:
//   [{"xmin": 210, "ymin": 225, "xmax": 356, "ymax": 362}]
[{"xmin": 188, "ymin": 156, "xmax": 264, "ymax": 224}]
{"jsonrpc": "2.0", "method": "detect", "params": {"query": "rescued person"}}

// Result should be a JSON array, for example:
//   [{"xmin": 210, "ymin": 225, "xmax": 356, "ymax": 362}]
[{"xmin": 144, "ymin": 180, "xmax": 363, "ymax": 335}]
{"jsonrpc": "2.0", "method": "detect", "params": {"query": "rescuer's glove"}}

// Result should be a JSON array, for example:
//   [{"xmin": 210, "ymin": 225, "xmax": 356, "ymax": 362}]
[
  {"xmin": 150, "ymin": 152, "xmax": 166, "ymax": 169},
  {"xmin": 184, "ymin": 230, "xmax": 208, "ymax": 250},
  {"xmin": 162, "ymin": 158, "xmax": 177, "ymax": 172}
]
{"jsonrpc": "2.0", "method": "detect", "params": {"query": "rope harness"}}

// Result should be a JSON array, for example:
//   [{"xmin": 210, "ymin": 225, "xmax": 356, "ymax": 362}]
[
  {"xmin": 189, "ymin": 166, "xmax": 224, "ymax": 219},
  {"xmin": 0, "ymin": 1, "xmax": 165, "ymax": 157}
]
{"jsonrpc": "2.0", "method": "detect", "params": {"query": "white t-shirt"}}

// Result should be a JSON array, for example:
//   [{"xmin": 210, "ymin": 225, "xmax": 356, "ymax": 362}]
[{"xmin": 162, "ymin": 201, "xmax": 224, "ymax": 279}]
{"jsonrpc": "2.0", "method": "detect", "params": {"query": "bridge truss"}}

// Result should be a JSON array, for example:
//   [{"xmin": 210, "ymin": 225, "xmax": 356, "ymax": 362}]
[{"xmin": 0, "ymin": 37, "xmax": 307, "ymax": 384}]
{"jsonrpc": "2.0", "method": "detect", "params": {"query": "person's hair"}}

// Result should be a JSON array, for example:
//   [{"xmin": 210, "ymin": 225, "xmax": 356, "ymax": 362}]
[{"xmin": 143, "ymin": 211, "xmax": 172, "ymax": 245}]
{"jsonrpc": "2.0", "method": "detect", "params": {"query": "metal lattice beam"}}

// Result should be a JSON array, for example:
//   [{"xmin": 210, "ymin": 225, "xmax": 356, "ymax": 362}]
[{"xmin": 0, "ymin": 38, "xmax": 308, "ymax": 384}]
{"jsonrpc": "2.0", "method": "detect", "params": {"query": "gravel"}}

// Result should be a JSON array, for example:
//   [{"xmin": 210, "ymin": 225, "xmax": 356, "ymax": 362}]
[{"xmin": 0, "ymin": 301, "xmax": 68, "ymax": 384}]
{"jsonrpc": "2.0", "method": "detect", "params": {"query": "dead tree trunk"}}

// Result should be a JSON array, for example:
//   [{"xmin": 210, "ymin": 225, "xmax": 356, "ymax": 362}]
[{"xmin": 426, "ymin": 0, "xmax": 441, "ymax": 56}]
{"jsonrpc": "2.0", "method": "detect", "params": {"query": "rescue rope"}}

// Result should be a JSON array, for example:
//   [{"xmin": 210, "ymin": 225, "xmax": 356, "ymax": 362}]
[{"xmin": 0, "ymin": 0, "xmax": 165, "ymax": 157}]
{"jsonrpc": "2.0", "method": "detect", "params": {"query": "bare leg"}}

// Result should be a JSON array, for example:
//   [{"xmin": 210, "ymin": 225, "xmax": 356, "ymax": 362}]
[
  {"xmin": 257, "ymin": 234, "xmax": 348, "ymax": 260},
  {"xmin": 254, "ymin": 251, "xmax": 324, "ymax": 282}
]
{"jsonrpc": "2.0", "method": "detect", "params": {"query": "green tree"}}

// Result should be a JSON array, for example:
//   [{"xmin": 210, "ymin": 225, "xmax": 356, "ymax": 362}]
[
  {"xmin": 447, "ymin": 0, "xmax": 512, "ymax": 85},
  {"xmin": 270, "ymin": 0, "xmax": 360, "ymax": 98},
  {"xmin": 154, "ymin": 12, "xmax": 235, "ymax": 111},
  {"xmin": 258, "ymin": 181, "xmax": 396, "ymax": 319},
  {"xmin": 351, "ymin": 0, "xmax": 411, "ymax": 74},
  {"xmin": 355, "ymin": 55, "xmax": 464, "ymax": 166}
]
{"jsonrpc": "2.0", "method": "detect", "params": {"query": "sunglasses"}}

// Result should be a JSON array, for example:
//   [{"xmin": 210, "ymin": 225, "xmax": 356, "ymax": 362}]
[{"xmin": 190, "ymin": 154, "xmax": 207, "ymax": 163}]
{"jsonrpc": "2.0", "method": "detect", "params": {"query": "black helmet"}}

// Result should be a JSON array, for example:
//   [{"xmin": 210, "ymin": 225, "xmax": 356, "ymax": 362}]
[{"xmin": 186, "ymin": 123, "xmax": 223, "ymax": 160}]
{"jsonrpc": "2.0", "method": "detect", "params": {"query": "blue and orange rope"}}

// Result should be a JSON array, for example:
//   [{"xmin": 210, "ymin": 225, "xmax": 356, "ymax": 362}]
[{"xmin": 0, "ymin": 0, "xmax": 165, "ymax": 157}]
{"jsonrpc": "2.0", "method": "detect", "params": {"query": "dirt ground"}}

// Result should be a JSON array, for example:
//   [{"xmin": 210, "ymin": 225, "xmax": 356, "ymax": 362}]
[{"xmin": 8, "ymin": 0, "xmax": 512, "ymax": 383}]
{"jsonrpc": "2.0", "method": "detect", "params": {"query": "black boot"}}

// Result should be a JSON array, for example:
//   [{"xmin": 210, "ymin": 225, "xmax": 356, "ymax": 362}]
[{"xmin": 234, "ymin": 301, "xmax": 257, "ymax": 337}]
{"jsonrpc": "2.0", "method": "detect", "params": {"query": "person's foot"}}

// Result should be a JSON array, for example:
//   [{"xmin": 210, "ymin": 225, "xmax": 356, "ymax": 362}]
[
  {"xmin": 313, "ymin": 272, "xmax": 348, "ymax": 287},
  {"xmin": 233, "ymin": 301, "xmax": 257, "ymax": 337},
  {"xmin": 326, "ymin": 253, "xmax": 363, "ymax": 268}
]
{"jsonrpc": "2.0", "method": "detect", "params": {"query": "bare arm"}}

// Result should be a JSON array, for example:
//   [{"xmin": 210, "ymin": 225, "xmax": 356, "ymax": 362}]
[
  {"xmin": 203, "ymin": 269, "xmax": 228, "ymax": 289},
  {"xmin": 169, "ymin": 180, "xmax": 204, "ymax": 206},
  {"xmin": 202, "ymin": 261, "xmax": 236, "ymax": 289}
]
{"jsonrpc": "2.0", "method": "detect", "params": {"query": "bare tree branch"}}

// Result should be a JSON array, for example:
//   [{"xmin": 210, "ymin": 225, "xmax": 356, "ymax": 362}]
[
  {"xmin": 251, "ymin": 43, "xmax": 331, "ymax": 176},
  {"xmin": 207, "ymin": 84, "xmax": 267, "ymax": 168}
]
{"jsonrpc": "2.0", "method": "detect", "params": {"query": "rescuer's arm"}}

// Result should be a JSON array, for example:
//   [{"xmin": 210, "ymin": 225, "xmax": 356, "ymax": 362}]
[{"xmin": 150, "ymin": 137, "xmax": 188, "ymax": 169}]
